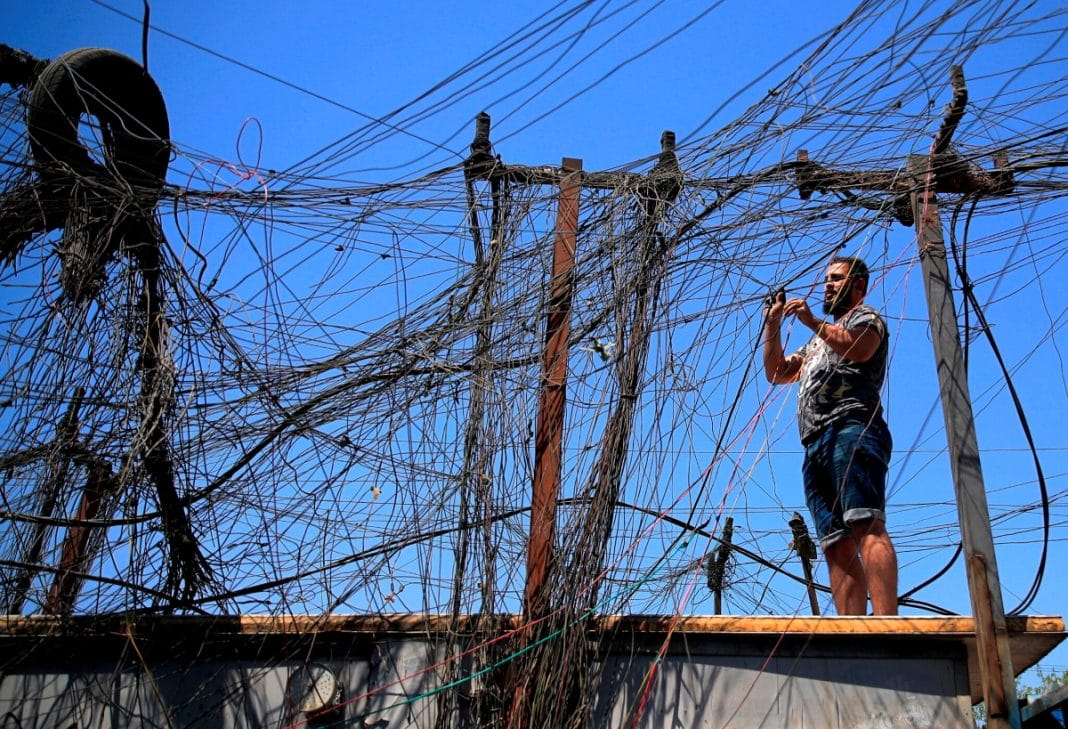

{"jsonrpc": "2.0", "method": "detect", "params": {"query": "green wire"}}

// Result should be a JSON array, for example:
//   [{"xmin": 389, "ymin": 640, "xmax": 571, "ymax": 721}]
[{"xmin": 325, "ymin": 528, "xmax": 700, "ymax": 727}]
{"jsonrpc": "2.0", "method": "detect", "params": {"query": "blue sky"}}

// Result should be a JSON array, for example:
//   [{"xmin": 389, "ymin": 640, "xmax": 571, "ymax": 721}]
[
  {"xmin": 3, "ymin": 1, "xmax": 859, "ymax": 171},
  {"xmin": 3, "ymin": 0, "xmax": 1067, "ymax": 690}
]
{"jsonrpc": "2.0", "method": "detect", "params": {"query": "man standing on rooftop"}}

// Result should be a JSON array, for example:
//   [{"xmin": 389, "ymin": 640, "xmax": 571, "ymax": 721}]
[{"xmin": 761, "ymin": 256, "xmax": 898, "ymax": 615}]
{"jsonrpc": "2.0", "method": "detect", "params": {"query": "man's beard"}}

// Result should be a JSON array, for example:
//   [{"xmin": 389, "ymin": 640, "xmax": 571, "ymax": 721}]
[{"xmin": 823, "ymin": 294, "xmax": 851, "ymax": 317}]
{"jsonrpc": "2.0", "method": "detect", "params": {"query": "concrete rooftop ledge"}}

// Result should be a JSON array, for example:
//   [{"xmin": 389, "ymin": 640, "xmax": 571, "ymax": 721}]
[
  {"xmin": 3, "ymin": 612, "xmax": 1063, "ymax": 704},
  {"xmin": 2, "ymin": 612, "xmax": 1063, "ymax": 633},
  {"xmin": 1, "ymin": 613, "xmax": 1064, "ymax": 726}
]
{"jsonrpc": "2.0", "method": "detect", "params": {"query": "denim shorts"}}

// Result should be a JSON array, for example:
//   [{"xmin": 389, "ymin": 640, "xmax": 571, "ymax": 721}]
[{"xmin": 802, "ymin": 418, "xmax": 892, "ymax": 549}]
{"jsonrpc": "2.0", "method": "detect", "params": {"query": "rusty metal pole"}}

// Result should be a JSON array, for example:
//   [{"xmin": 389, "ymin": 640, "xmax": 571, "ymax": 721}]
[
  {"xmin": 7, "ymin": 388, "xmax": 84, "ymax": 614},
  {"xmin": 524, "ymin": 157, "xmax": 582, "ymax": 620},
  {"xmin": 45, "ymin": 460, "xmax": 114, "ymax": 614},
  {"xmin": 909, "ymin": 144, "xmax": 1020, "ymax": 727}
]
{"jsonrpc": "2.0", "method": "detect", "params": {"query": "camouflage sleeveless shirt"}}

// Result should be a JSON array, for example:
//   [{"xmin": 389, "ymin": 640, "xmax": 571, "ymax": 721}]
[{"xmin": 796, "ymin": 304, "xmax": 888, "ymax": 444}]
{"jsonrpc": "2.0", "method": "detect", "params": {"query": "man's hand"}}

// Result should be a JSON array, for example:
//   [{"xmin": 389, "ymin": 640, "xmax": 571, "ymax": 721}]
[
  {"xmin": 780, "ymin": 296, "xmax": 881, "ymax": 363},
  {"xmin": 783, "ymin": 297, "xmax": 821, "ymax": 331},
  {"xmin": 764, "ymin": 289, "xmax": 786, "ymax": 328},
  {"xmin": 762, "ymin": 289, "xmax": 802, "ymax": 384}
]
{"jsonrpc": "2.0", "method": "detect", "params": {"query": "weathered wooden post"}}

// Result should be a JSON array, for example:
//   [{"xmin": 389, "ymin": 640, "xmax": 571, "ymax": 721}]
[
  {"xmin": 788, "ymin": 512, "xmax": 820, "ymax": 616},
  {"xmin": 706, "ymin": 516, "xmax": 734, "ymax": 614},
  {"xmin": 909, "ymin": 65, "xmax": 1020, "ymax": 729}
]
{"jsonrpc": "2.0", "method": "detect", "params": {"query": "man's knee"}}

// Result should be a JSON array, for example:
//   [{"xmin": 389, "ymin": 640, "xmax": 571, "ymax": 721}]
[
  {"xmin": 849, "ymin": 517, "xmax": 888, "ymax": 541},
  {"xmin": 823, "ymin": 534, "xmax": 859, "ymax": 565}
]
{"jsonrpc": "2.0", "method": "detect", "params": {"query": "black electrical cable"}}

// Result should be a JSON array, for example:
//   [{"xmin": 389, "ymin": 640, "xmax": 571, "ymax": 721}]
[
  {"xmin": 88, "ymin": 0, "xmax": 460, "ymax": 161},
  {"xmin": 899, "ymin": 542, "xmax": 963, "ymax": 601},
  {"xmin": 948, "ymin": 196, "xmax": 1050, "ymax": 616}
]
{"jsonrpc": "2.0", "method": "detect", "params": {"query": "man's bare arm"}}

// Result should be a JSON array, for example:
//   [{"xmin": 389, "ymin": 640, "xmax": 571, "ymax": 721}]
[
  {"xmin": 783, "ymin": 298, "xmax": 882, "ymax": 363},
  {"xmin": 764, "ymin": 342, "xmax": 802, "ymax": 383},
  {"xmin": 762, "ymin": 293, "xmax": 803, "ymax": 383},
  {"xmin": 810, "ymin": 321, "xmax": 881, "ymax": 362}
]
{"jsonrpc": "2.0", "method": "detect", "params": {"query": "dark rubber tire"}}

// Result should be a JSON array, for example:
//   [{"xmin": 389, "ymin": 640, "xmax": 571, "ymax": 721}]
[{"xmin": 27, "ymin": 47, "xmax": 170, "ymax": 187}]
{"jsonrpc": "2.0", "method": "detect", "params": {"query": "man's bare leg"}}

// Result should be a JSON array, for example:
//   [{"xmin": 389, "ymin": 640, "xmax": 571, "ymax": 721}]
[
  {"xmin": 853, "ymin": 518, "xmax": 898, "ymax": 615},
  {"xmin": 824, "ymin": 536, "xmax": 867, "ymax": 615}
]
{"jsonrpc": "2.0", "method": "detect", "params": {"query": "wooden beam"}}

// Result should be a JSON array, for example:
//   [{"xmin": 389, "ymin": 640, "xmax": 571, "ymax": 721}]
[{"xmin": 1, "ymin": 613, "xmax": 1062, "ymax": 636}]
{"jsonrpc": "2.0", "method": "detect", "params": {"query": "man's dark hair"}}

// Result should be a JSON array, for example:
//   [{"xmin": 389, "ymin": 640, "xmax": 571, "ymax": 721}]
[{"xmin": 830, "ymin": 256, "xmax": 870, "ymax": 295}]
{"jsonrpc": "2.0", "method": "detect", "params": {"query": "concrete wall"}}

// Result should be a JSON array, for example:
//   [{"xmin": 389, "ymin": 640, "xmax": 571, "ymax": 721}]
[{"xmin": 0, "ymin": 628, "xmax": 975, "ymax": 728}]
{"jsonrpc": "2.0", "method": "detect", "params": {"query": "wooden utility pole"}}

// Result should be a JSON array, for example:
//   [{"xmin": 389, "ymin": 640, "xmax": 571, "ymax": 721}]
[
  {"xmin": 910, "ymin": 165, "xmax": 1020, "ymax": 727},
  {"xmin": 525, "ymin": 157, "xmax": 582, "ymax": 620},
  {"xmin": 909, "ymin": 65, "xmax": 1019, "ymax": 729}
]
